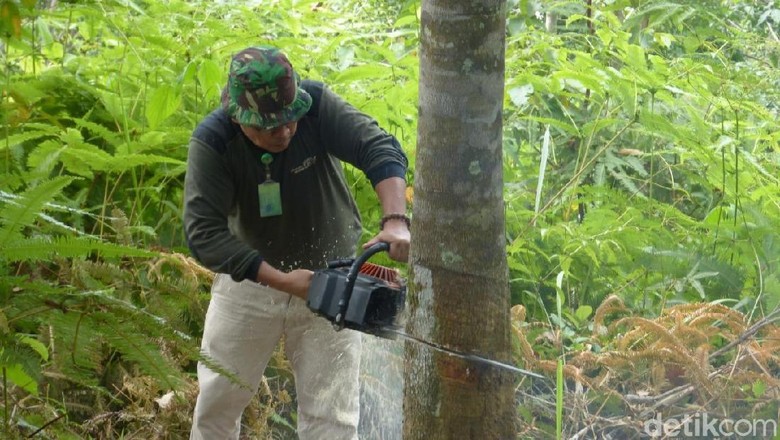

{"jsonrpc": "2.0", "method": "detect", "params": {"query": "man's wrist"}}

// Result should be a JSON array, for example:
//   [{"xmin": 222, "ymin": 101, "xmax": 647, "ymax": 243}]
[
  {"xmin": 256, "ymin": 261, "xmax": 286, "ymax": 289},
  {"xmin": 380, "ymin": 213, "xmax": 411, "ymax": 230}
]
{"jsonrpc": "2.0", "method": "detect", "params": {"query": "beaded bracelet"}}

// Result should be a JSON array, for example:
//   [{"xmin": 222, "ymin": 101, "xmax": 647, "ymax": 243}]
[{"xmin": 380, "ymin": 213, "xmax": 411, "ymax": 230}]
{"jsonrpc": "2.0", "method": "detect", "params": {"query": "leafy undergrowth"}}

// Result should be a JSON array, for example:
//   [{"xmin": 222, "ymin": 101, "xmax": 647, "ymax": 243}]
[
  {"xmin": 5, "ymin": 357, "xmax": 296, "ymax": 440},
  {"xmin": 5, "ymin": 262, "xmax": 777, "ymax": 440},
  {"xmin": 75, "ymin": 369, "xmax": 296, "ymax": 440},
  {"xmin": 1, "ymin": 251, "xmax": 300, "ymax": 440},
  {"xmin": 512, "ymin": 297, "xmax": 780, "ymax": 438},
  {"xmin": 2, "ymin": 0, "xmax": 778, "ymax": 438}
]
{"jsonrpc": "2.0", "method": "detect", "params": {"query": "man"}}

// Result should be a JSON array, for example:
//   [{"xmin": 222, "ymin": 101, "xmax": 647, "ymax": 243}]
[{"xmin": 183, "ymin": 46, "xmax": 410, "ymax": 439}]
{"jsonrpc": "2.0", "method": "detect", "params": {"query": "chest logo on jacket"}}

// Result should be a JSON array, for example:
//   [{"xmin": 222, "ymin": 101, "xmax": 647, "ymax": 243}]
[{"xmin": 291, "ymin": 155, "xmax": 318, "ymax": 174}]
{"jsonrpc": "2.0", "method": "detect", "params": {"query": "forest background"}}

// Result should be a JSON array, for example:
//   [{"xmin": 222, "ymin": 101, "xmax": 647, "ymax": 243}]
[{"xmin": 1, "ymin": 0, "xmax": 779, "ymax": 438}]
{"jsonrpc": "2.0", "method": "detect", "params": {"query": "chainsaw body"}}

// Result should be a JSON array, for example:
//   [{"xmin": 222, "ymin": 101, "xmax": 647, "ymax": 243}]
[{"xmin": 307, "ymin": 242, "xmax": 405, "ymax": 338}]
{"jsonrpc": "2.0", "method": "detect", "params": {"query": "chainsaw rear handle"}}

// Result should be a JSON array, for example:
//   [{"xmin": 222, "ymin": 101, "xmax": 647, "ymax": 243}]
[{"xmin": 333, "ymin": 242, "xmax": 391, "ymax": 328}]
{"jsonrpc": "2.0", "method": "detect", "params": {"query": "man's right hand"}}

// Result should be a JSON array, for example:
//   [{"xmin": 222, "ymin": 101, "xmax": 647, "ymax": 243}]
[
  {"xmin": 278, "ymin": 269, "xmax": 314, "ymax": 300},
  {"xmin": 256, "ymin": 262, "xmax": 313, "ymax": 300}
]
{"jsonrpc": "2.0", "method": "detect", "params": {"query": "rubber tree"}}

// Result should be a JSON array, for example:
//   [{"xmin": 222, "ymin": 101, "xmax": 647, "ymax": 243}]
[{"xmin": 403, "ymin": 0, "xmax": 514, "ymax": 438}]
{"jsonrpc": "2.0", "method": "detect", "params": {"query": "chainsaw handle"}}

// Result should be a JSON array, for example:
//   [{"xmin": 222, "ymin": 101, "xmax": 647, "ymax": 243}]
[
  {"xmin": 327, "ymin": 242, "xmax": 390, "ymax": 269},
  {"xmin": 355, "ymin": 242, "xmax": 391, "ymax": 264},
  {"xmin": 334, "ymin": 242, "xmax": 391, "ymax": 328},
  {"xmin": 327, "ymin": 258, "xmax": 355, "ymax": 269}
]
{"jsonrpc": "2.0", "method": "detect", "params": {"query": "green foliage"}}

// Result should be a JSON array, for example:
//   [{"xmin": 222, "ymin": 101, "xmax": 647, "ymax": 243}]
[
  {"xmin": 1, "ymin": 0, "xmax": 778, "ymax": 437},
  {"xmin": 503, "ymin": 4, "xmax": 779, "ymax": 434},
  {"xmin": 1, "ymin": 0, "xmax": 419, "ymax": 437},
  {"xmin": 0, "ymin": 170, "xmax": 200, "ymax": 436},
  {"xmin": 504, "ymin": 0, "xmax": 780, "ymax": 323}
]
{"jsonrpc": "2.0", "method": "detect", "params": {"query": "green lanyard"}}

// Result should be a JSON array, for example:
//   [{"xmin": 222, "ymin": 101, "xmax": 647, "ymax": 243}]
[{"xmin": 258, "ymin": 153, "xmax": 282, "ymax": 217}]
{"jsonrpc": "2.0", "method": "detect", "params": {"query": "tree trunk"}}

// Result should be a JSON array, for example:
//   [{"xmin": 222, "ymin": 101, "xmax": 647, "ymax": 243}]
[{"xmin": 403, "ymin": 0, "xmax": 514, "ymax": 438}]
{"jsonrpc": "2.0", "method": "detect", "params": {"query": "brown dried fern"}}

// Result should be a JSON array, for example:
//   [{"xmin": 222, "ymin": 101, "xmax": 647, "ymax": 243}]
[
  {"xmin": 592, "ymin": 294, "xmax": 628, "ymax": 337},
  {"xmin": 613, "ymin": 316, "xmax": 685, "ymax": 351},
  {"xmin": 512, "ymin": 298, "xmax": 780, "ymax": 435},
  {"xmin": 146, "ymin": 251, "xmax": 215, "ymax": 287}
]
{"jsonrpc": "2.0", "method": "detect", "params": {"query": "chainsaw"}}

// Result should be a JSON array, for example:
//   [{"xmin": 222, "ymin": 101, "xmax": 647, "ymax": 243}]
[
  {"xmin": 306, "ymin": 242, "xmax": 546, "ymax": 380},
  {"xmin": 306, "ymin": 242, "xmax": 406, "ymax": 339}
]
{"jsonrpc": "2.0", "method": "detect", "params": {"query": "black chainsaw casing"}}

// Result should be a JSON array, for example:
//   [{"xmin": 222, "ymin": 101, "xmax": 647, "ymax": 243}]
[
  {"xmin": 307, "ymin": 267, "xmax": 405, "ymax": 336},
  {"xmin": 306, "ymin": 243, "xmax": 405, "ymax": 337}
]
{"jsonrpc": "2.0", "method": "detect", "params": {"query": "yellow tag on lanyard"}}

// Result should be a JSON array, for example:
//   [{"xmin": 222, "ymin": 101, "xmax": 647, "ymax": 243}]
[{"xmin": 258, "ymin": 153, "xmax": 282, "ymax": 217}]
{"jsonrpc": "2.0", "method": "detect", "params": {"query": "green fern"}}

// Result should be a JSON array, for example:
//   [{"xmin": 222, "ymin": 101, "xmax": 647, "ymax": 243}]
[
  {"xmin": 0, "ymin": 126, "xmax": 60, "ymax": 152},
  {"xmin": 8, "ymin": 284, "xmax": 192, "ymax": 393},
  {"xmin": 0, "ymin": 171, "xmax": 193, "ymax": 429},
  {"xmin": 0, "ymin": 177, "xmax": 74, "ymax": 246},
  {"xmin": 1, "ymin": 236, "xmax": 158, "ymax": 262},
  {"xmin": 68, "ymin": 116, "xmax": 123, "ymax": 149},
  {"xmin": 104, "ymin": 153, "xmax": 184, "ymax": 172},
  {"xmin": 24, "ymin": 140, "xmax": 65, "ymax": 175}
]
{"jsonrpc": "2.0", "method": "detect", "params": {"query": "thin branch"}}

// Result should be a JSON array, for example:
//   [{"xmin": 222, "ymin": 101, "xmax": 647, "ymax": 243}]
[
  {"xmin": 709, "ymin": 307, "xmax": 780, "ymax": 359},
  {"xmin": 525, "ymin": 118, "xmax": 637, "ymax": 229},
  {"xmin": 767, "ymin": 22, "xmax": 779, "ymax": 42},
  {"xmin": 26, "ymin": 413, "xmax": 65, "ymax": 438}
]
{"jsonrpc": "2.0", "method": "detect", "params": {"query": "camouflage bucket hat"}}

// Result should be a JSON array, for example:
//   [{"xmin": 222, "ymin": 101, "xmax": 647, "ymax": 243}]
[{"xmin": 221, "ymin": 46, "xmax": 312, "ymax": 129}]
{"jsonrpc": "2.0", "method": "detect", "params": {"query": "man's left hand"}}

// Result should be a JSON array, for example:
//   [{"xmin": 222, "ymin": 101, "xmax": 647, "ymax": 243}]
[{"xmin": 363, "ymin": 219, "xmax": 410, "ymax": 262}]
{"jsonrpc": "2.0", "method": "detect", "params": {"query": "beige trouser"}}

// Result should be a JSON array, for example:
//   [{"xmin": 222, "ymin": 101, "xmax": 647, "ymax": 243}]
[{"xmin": 190, "ymin": 274, "xmax": 361, "ymax": 439}]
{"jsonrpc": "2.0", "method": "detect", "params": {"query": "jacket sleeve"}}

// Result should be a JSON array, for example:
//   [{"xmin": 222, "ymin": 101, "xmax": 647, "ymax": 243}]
[
  {"xmin": 307, "ymin": 82, "xmax": 408, "ymax": 186},
  {"xmin": 183, "ymin": 136, "xmax": 262, "ymax": 282}
]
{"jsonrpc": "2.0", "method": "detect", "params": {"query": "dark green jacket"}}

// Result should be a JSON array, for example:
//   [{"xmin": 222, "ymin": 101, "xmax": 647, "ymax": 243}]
[{"xmin": 183, "ymin": 80, "xmax": 407, "ymax": 281}]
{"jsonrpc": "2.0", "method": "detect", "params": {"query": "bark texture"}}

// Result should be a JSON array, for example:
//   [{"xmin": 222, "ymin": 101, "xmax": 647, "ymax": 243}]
[{"xmin": 403, "ymin": 0, "xmax": 514, "ymax": 438}]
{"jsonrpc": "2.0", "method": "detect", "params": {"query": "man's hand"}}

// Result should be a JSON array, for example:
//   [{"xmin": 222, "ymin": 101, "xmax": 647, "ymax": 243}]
[
  {"xmin": 363, "ymin": 218, "xmax": 410, "ymax": 262},
  {"xmin": 257, "ymin": 262, "xmax": 313, "ymax": 300},
  {"xmin": 278, "ymin": 269, "xmax": 314, "ymax": 300},
  {"xmin": 370, "ymin": 177, "xmax": 411, "ymax": 262}
]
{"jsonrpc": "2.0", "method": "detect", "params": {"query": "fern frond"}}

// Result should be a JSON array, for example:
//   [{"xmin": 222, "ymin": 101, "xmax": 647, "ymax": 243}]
[
  {"xmin": 733, "ymin": 343, "xmax": 774, "ymax": 373},
  {"xmin": 0, "ymin": 337, "xmax": 45, "ymax": 390},
  {"xmin": 97, "ymin": 315, "xmax": 185, "ymax": 390},
  {"xmin": 69, "ymin": 116, "xmax": 122, "ymax": 148},
  {"xmin": 72, "ymin": 259, "xmax": 128, "ymax": 287},
  {"xmin": 0, "ymin": 126, "xmax": 60, "ymax": 151},
  {"xmin": 593, "ymin": 294, "xmax": 627, "ymax": 335},
  {"xmin": 26, "ymin": 139, "xmax": 65, "ymax": 174},
  {"xmin": 664, "ymin": 302, "xmax": 739, "ymax": 320},
  {"xmin": 197, "ymin": 351, "xmax": 251, "ymax": 390},
  {"xmin": 673, "ymin": 303, "xmax": 746, "ymax": 335},
  {"xmin": 45, "ymin": 310, "xmax": 104, "ymax": 387},
  {"xmin": 511, "ymin": 328, "xmax": 537, "ymax": 367},
  {"xmin": 687, "ymin": 313, "xmax": 742, "ymax": 340},
  {"xmin": 0, "ymin": 186, "xmax": 99, "ymax": 237},
  {"xmin": 60, "ymin": 142, "xmax": 113, "ymax": 177},
  {"xmin": 609, "ymin": 168, "xmax": 646, "ymax": 198},
  {"xmin": 0, "ymin": 236, "xmax": 158, "ymax": 262},
  {"xmin": 569, "ymin": 351, "xmax": 599, "ymax": 371},
  {"xmin": 666, "ymin": 324, "xmax": 711, "ymax": 348},
  {"xmin": 105, "ymin": 153, "xmax": 184, "ymax": 172},
  {"xmin": 71, "ymin": 260, "xmax": 121, "ymax": 291},
  {"xmin": 600, "ymin": 337, "xmax": 717, "ymax": 397},
  {"xmin": 622, "ymin": 155, "xmax": 650, "ymax": 178},
  {"xmin": 39, "ymin": 290, "xmax": 193, "ymax": 391},
  {"xmin": 638, "ymin": 347, "xmax": 713, "ymax": 396},
  {"xmin": 147, "ymin": 252, "xmax": 214, "ymax": 287},
  {"xmin": 510, "ymin": 304, "xmax": 526, "ymax": 324},
  {"xmin": 760, "ymin": 326, "xmax": 780, "ymax": 352},
  {"xmin": 613, "ymin": 317, "xmax": 683, "ymax": 350},
  {"xmin": 0, "ymin": 177, "xmax": 74, "ymax": 245}
]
